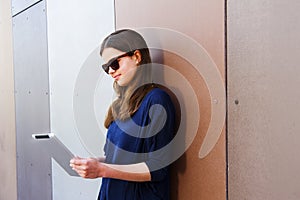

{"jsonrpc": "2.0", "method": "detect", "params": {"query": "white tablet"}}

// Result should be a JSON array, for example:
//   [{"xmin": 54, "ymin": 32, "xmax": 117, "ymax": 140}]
[{"xmin": 32, "ymin": 133, "xmax": 79, "ymax": 177}]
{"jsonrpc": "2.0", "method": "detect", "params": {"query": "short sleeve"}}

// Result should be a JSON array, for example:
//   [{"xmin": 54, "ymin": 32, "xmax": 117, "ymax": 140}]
[{"xmin": 142, "ymin": 89, "xmax": 175, "ymax": 181}]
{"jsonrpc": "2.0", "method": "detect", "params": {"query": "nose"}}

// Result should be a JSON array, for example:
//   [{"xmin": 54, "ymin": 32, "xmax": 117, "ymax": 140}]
[{"xmin": 108, "ymin": 66, "xmax": 115, "ymax": 74}]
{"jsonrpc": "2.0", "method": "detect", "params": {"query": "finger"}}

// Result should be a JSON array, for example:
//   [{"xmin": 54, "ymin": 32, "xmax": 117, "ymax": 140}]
[
  {"xmin": 75, "ymin": 169, "xmax": 88, "ymax": 178},
  {"xmin": 70, "ymin": 156, "xmax": 81, "ymax": 163},
  {"xmin": 71, "ymin": 166, "xmax": 86, "ymax": 175},
  {"xmin": 71, "ymin": 163, "xmax": 88, "ymax": 171},
  {"xmin": 70, "ymin": 158, "xmax": 88, "ymax": 165}
]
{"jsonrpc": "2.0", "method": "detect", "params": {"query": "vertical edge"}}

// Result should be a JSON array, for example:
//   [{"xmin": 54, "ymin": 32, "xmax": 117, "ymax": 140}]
[
  {"xmin": 113, "ymin": 0, "xmax": 117, "ymax": 30},
  {"xmin": 224, "ymin": 0, "xmax": 229, "ymax": 199}
]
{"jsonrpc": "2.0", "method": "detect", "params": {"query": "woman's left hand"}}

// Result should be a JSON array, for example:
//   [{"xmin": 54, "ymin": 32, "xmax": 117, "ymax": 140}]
[{"xmin": 70, "ymin": 156, "xmax": 106, "ymax": 179}]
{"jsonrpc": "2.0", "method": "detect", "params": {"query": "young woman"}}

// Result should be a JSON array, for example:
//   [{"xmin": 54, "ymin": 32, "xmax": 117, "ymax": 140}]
[{"xmin": 70, "ymin": 29, "xmax": 175, "ymax": 200}]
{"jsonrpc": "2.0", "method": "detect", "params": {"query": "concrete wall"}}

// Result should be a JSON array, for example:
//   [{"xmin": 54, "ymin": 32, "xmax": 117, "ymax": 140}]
[
  {"xmin": 0, "ymin": 0, "xmax": 17, "ymax": 199},
  {"xmin": 228, "ymin": 0, "xmax": 300, "ymax": 199}
]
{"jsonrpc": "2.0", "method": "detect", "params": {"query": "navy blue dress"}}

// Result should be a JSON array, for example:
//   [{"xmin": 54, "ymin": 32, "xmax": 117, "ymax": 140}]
[{"xmin": 98, "ymin": 88, "xmax": 175, "ymax": 200}]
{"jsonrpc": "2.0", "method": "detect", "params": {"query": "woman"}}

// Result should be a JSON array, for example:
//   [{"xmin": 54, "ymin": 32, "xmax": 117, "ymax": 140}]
[{"xmin": 70, "ymin": 29, "xmax": 175, "ymax": 200}]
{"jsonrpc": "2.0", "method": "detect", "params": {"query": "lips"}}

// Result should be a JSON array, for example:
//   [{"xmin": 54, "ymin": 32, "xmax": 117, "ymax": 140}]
[{"xmin": 113, "ymin": 74, "xmax": 121, "ymax": 80}]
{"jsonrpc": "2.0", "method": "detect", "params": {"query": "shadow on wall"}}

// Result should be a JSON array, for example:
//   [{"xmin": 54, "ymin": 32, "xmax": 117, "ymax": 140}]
[{"xmin": 150, "ymin": 48, "xmax": 187, "ymax": 200}]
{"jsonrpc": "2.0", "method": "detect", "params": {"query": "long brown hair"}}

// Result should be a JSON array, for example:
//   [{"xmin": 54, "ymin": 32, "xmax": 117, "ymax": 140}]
[{"xmin": 100, "ymin": 29, "xmax": 154, "ymax": 128}]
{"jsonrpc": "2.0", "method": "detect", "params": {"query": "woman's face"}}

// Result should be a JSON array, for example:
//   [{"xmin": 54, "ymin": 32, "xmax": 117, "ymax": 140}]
[{"xmin": 102, "ymin": 47, "xmax": 139, "ymax": 86}]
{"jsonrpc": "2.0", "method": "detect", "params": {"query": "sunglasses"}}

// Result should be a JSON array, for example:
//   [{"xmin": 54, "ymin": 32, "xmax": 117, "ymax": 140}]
[{"xmin": 102, "ymin": 51, "xmax": 135, "ymax": 74}]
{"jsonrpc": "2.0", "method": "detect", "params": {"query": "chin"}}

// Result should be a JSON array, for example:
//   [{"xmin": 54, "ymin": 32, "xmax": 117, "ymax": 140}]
[{"xmin": 116, "ymin": 80, "xmax": 128, "ymax": 87}]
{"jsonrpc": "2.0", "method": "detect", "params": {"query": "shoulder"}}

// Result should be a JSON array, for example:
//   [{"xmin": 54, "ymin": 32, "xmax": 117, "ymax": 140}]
[
  {"xmin": 144, "ymin": 88, "xmax": 172, "ymax": 104},
  {"xmin": 141, "ymin": 87, "xmax": 175, "ymax": 114}
]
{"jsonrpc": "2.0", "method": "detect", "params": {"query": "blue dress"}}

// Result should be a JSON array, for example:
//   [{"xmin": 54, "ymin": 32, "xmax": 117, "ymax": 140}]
[{"xmin": 98, "ymin": 88, "xmax": 175, "ymax": 200}]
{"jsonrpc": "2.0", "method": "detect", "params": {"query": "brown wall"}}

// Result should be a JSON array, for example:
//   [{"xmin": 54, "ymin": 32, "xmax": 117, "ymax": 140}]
[
  {"xmin": 0, "ymin": 0, "xmax": 18, "ymax": 199},
  {"xmin": 115, "ymin": 1, "xmax": 226, "ymax": 199}
]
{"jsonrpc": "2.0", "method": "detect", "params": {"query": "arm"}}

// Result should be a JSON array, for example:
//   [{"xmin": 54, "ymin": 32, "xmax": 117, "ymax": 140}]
[
  {"xmin": 103, "ymin": 162, "xmax": 151, "ymax": 181},
  {"xmin": 96, "ymin": 156, "xmax": 106, "ymax": 162},
  {"xmin": 70, "ymin": 157, "xmax": 151, "ymax": 182}
]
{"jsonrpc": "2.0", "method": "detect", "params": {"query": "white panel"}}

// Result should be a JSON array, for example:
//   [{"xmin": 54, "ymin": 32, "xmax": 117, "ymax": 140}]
[
  {"xmin": 46, "ymin": 0, "xmax": 115, "ymax": 199},
  {"xmin": 52, "ymin": 159, "xmax": 100, "ymax": 199}
]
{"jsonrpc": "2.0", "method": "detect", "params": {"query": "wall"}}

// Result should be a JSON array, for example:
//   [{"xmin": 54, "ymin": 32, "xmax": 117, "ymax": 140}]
[
  {"xmin": 12, "ymin": 1, "xmax": 52, "ymax": 199},
  {"xmin": 0, "ymin": 0, "xmax": 17, "ymax": 199},
  {"xmin": 46, "ymin": 0, "xmax": 115, "ymax": 199},
  {"xmin": 6, "ymin": 0, "xmax": 300, "ymax": 199},
  {"xmin": 227, "ymin": 0, "xmax": 300, "ymax": 199},
  {"xmin": 115, "ymin": 0, "xmax": 227, "ymax": 199},
  {"xmin": 11, "ymin": 0, "xmax": 115, "ymax": 199}
]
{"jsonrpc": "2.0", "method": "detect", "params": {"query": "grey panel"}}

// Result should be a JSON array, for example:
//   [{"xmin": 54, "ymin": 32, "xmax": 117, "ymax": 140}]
[
  {"xmin": 12, "ymin": 1, "xmax": 52, "ymax": 200},
  {"xmin": 11, "ymin": 0, "xmax": 41, "ymax": 16},
  {"xmin": 228, "ymin": 0, "xmax": 300, "ymax": 199}
]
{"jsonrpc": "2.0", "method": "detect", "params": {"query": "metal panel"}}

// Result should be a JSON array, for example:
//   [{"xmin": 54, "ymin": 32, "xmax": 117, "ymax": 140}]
[
  {"xmin": 0, "ymin": 1, "xmax": 17, "ymax": 199},
  {"xmin": 12, "ymin": 1, "xmax": 52, "ymax": 199},
  {"xmin": 11, "ymin": 0, "xmax": 41, "ymax": 16},
  {"xmin": 228, "ymin": 0, "xmax": 300, "ymax": 199}
]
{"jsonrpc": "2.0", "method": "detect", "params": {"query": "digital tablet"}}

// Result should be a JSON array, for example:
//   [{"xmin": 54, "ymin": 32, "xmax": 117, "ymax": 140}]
[{"xmin": 32, "ymin": 133, "xmax": 79, "ymax": 177}]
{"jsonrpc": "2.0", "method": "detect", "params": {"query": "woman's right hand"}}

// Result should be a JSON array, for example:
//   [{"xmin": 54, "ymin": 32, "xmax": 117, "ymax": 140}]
[{"xmin": 70, "ymin": 156, "xmax": 107, "ymax": 179}]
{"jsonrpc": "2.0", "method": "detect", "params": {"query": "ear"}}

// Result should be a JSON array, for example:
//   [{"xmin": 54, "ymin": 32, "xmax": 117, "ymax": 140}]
[{"xmin": 133, "ymin": 50, "xmax": 142, "ymax": 64}]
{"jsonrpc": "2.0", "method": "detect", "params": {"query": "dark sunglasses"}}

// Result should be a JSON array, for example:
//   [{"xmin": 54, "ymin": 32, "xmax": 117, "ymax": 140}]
[{"xmin": 102, "ymin": 51, "xmax": 135, "ymax": 74}]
